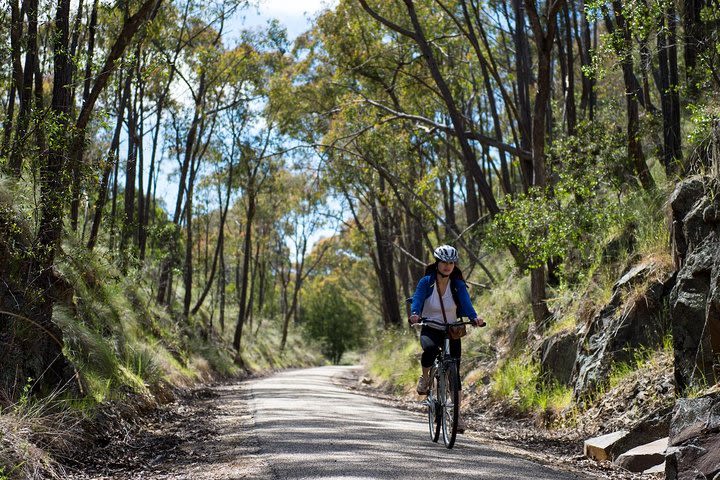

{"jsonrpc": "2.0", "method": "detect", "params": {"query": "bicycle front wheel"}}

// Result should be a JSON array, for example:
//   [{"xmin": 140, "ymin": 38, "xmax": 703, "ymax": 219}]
[
  {"xmin": 427, "ymin": 374, "xmax": 441, "ymax": 442},
  {"xmin": 441, "ymin": 362, "xmax": 460, "ymax": 448}
]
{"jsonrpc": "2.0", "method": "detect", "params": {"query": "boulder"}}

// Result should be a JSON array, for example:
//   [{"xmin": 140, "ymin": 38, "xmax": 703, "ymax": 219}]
[
  {"xmin": 670, "ymin": 236, "xmax": 720, "ymax": 390},
  {"xmin": 584, "ymin": 430, "xmax": 629, "ymax": 461},
  {"xmin": 670, "ymin": 176, "xmax": 708, "ymax": 268},
  {"xmin": 665, "ymin": 393, "xmax": 720, "ymax": 480},
  {"xmin": 539, "ymin": 330, "xmax": 578, "ymax": 385},
  {"xmin": 664, "ymin": 176, "xmax": 720, "ymax": 479},
  {"xmin": 644, "ymin": 463, "xmax": 665, "ymax": 474},
  {"xmin": 572, "ymin": 261, "xmax": 674, "ymax": 397},
  {"xmin": 614, "ymin": 437, "xmax": 668, "ymax": 472},
  {"xmin": 610, "ymin": 405, "xmax": 673, "ymax": 458}
]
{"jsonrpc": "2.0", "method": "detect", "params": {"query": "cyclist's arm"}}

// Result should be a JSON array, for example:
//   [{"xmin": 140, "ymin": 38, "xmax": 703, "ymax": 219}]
[
  {"xmin": 453, "ymin": 279, "xmax": 478, "ymax": 320},
  {"xmin": 410, "ymin": 276, "xmax": 431, "ymax": 317}
]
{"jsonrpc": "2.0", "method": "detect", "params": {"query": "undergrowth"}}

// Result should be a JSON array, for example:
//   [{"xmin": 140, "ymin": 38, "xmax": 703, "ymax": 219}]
[
  {"xmin": 366, "ymin": 328, "xmax": 419, "ymax": 394},
  {"xmin": 490, "ymin": 357, "xmax": 573, "ymax": 416}
]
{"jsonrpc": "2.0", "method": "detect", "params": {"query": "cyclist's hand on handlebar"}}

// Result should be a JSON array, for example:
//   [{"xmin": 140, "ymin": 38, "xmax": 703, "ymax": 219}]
[
  {"xmin": 409, "ymin": 314, "xmax": 420, "ymax": 325},
  {"xmin": 473, "ymin": 317, "xmax": 486, "ymax": 327}
]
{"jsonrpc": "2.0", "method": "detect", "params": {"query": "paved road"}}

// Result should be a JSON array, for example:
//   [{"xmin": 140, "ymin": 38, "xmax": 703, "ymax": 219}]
[{"xmin": 247, "ymin": 366, "xmax": 586, "ymax": 480}]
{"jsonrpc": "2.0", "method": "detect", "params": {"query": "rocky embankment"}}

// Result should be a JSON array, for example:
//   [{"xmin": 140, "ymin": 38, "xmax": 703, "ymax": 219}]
[{"xmin": 537, "ymin": 175, "xmax": 720, "ymax": 478}]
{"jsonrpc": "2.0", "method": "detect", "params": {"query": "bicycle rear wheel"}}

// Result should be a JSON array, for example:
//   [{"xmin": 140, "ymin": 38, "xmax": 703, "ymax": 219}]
[
  {"xmin": 427, "ymin": 374, "xmax": 441, "ymax": 442},
  {"xmin": 441, "ymin": 362, "xmax": 460, "ymax": 448}
]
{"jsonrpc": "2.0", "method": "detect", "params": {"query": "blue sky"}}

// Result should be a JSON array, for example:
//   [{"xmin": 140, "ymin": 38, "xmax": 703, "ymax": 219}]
[{"xmin": 234, "ymin": 0, "xmax": 338, "ymax": 40}]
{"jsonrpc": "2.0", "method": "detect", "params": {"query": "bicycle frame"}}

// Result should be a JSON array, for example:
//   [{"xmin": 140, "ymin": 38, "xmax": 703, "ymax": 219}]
[{"xmin": 416, "ymin": 319, "xmax": 473, "ymax": 448}]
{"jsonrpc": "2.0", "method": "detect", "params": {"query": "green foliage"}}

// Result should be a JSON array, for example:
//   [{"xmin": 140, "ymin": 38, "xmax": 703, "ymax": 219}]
[
  {"xmin": 619, "ymin": 188, "xmax": 671, "ymax": 261},
  {"xmin": 301, "ymin": 278, "xmax": 364, "ymax": 364},
  {"xmin": 489, "ymin": 122, "xmax": 626, "ymax": 272},
  {"xmin": 687, "ymin": 103, "xmax": 717, "ymax": 145},
  {"xmin": 490, "ymin": 357, "xmax": 573, "ymax": 415},
  {"xmin": 473, "ymin": 272, "xmax": 532, "ymax": 357},
  {"xmin": 366, "ymin": 328, "xmax": 421, "ymax": 393}
]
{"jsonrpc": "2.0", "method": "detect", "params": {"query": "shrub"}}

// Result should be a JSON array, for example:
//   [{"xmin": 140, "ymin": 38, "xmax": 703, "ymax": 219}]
[{"xmin": 301, "ymin": 278, "xmax": 364, "ymax": 364}]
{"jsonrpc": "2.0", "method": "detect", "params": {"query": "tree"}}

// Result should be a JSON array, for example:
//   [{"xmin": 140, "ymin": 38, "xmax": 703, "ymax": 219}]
[{"xmin": 301, "ymin": 278, "xmax": 364, "ymax": 364}]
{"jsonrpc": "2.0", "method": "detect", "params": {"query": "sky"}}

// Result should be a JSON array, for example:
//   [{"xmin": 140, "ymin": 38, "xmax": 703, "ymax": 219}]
[{"xmin": 235, "ymin": 0, "xmax": 338, "ymax": 39}]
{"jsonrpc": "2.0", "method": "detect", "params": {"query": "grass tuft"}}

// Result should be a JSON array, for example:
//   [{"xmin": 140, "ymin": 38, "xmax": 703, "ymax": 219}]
[
  {"xmin": 367, "ymin": 328, "xmax": 421, "ymax": 393},
  {"xmin": 490, "ymin": 356, "xmax": 573, "ymax": 416}
]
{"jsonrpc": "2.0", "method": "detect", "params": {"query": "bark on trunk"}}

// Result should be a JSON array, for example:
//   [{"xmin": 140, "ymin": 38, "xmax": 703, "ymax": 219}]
[
  {"xmin": 8, "ymin": 0, "xmax": 38, "ymax": 176},
  {"xmin": 658, "ymin": 2, "xmax": 682, "ymax": 175},
  {"xmin": 233, "ymin": 193, "xmax": 255, "ymax": 353}
]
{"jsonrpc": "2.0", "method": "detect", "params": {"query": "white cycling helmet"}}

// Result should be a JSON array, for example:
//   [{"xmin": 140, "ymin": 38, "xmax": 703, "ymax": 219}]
[{"xmin": 433, "ymin": 245, "xmax": 458, "ymax": 263}]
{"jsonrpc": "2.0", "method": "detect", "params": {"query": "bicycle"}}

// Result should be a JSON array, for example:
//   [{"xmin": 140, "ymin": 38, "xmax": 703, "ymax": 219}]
[{"xmin": 413, "ymin": 318, "xmax": 475, "ymax": 449}]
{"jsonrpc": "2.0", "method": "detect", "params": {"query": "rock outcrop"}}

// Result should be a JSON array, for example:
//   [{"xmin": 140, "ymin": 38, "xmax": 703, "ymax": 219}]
[
  {"xmin": 669, "ymin": 176, "xmax": 720, "ymax": 391},
  {"xmin": 572, "ymin": 261, "xmax": 674, "ymax": 398},
  {"xmin": 665, "ymin": 392, "xmax": 720, "ymax": 479},
  {"xmin": 664, "ymin": 176, "xmax": 720, "ymax": 479},
  {"xmin": 539, "ymin": 330, "xmax": 578, "ymax": 385}
]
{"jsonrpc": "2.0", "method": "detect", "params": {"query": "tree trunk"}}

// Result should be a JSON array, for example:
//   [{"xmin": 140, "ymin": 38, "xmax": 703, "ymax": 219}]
[
  {"xmin": 683, "ymin": 0, "xmax": 705, "ymax": 97},
  {"xmin": 280, "ymin": 246, "xmax": 306, "ymax": 352},
  {"xmin": 657, "ymin": 2, "xmax": 682, "ymax": 175},
  {"xmin": 3, "ymin": 0, "xmax": 21, "ymax": 160},
  {"xmin": 562, "ymin": 3, "xmax": 577, "ymax": 135},
  {"xmin": 218, "ymin": 226, "xmax": 226, "ymax": 335},
  {"xmin": 26, "ymin": 0, "xmax": 74, "ymax": 392},
  {"xmin": 524, "ymin": 0, "xmax": 564, "ymax": 326},
  {"xmin": 182, "ymin": 156, "xmax": 195, "ymax": 319},
  {"xmin": 191, "ymin": 159, "xmax": 234, "ymax": 315},
  {"xmin": 513, "ymin": 0, "xmax": 533, "ymax": 191},
  {"xmin": 609, "ymin": 1, "xmax": 655, "ymax": 191},
  {"xmin": 157, "ymin": 72, "xmax": 206, "ymax": 305},
  {"xmin": 8, "ymin": 0, "xmax": 38, "ymax": 177},
  {"xmin": 574, "ymin": 0, "xmax": 595, "ymax": 119},
  {"xmin": 121, "ymin": 77, "xmax": 138, "ymax": 265},
  {"xmin": 370, "ymin": 195, "xmax": 402, "ymax": 327},
  {"xmin": 233, "ymin": 193, "xmax": 255, "ymax": 353},
  {"xmin": 87, "ymin": 74, "xmax": 128, "ymax": 251},
  {"xmin": 136, "ymin": 62, "xmax": 146, "ymax": 254}
]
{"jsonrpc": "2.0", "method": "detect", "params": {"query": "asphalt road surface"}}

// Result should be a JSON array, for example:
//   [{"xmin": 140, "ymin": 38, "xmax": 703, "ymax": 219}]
[{"xmin": 247, "ymin": 366, "xmax": 586, "ymax": 480}]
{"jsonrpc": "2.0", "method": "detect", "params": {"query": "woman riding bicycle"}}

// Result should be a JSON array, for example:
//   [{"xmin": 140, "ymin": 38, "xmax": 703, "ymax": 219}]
[{"xmin": 409, "ymin": 245, "xmax": 485, "ymax": 431}]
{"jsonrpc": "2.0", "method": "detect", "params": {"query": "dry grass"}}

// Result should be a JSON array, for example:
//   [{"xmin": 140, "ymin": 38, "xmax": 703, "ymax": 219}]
[{"xmin": 0, "ymin": 388, "xmax": 85, "ymax": 479}]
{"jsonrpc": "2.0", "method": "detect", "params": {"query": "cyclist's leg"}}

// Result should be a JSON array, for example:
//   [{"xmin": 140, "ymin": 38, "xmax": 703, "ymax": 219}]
[
  {"xmin": 449, "ymin": 338, "xmax": 461, "ymax": 387},
  {"xmin": 449, "ymin": 338, "xmax": 466, "ymax": 432},
  {"xmin": 418, "ymin": 327, "xmax": 443, "ymax": 394},
  {"xmin": 420, "ymin": 327, "xmax": 444, "ymax": 366}
]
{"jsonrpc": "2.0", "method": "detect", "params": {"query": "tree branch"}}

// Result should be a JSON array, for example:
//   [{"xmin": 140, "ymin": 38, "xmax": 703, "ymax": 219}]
[
  {"xmin": 361, "ymin": 98, "xmax": 531, "ymax": 159},
  {"xmin": 76, "ymin": 0, "xmax": 162, "ymax": 132},
  {"xmin": 357, "ymin": 0, "xmax": 417, "ymax": 40}
]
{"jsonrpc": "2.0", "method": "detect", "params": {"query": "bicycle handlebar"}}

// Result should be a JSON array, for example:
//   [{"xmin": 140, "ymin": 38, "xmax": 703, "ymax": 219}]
[{"xmin": 411, "ymin": 318, "xmax": 477, "ymax": 329}]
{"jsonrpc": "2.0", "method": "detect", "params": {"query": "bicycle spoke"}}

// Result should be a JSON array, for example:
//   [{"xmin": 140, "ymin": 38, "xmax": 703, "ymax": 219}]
[
  {"xmin": 441, "ymin": 363, "xmax": 460, "ymax": 448},
  {"xmin": 427, "ymin": 370, "xmax": 441, "ymax": 442}
]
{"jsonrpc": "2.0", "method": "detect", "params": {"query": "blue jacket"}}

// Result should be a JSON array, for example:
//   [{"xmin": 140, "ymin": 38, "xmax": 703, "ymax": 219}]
[{"xmin": 410, "ymin": 275, "xmax": 477, "ymax": 320}]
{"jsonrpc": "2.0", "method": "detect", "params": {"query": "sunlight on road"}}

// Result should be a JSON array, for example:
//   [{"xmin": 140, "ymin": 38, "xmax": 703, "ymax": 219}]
[{"xmin": 248, "ymin": 366, "xmax": 585, "ymax": 480}]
